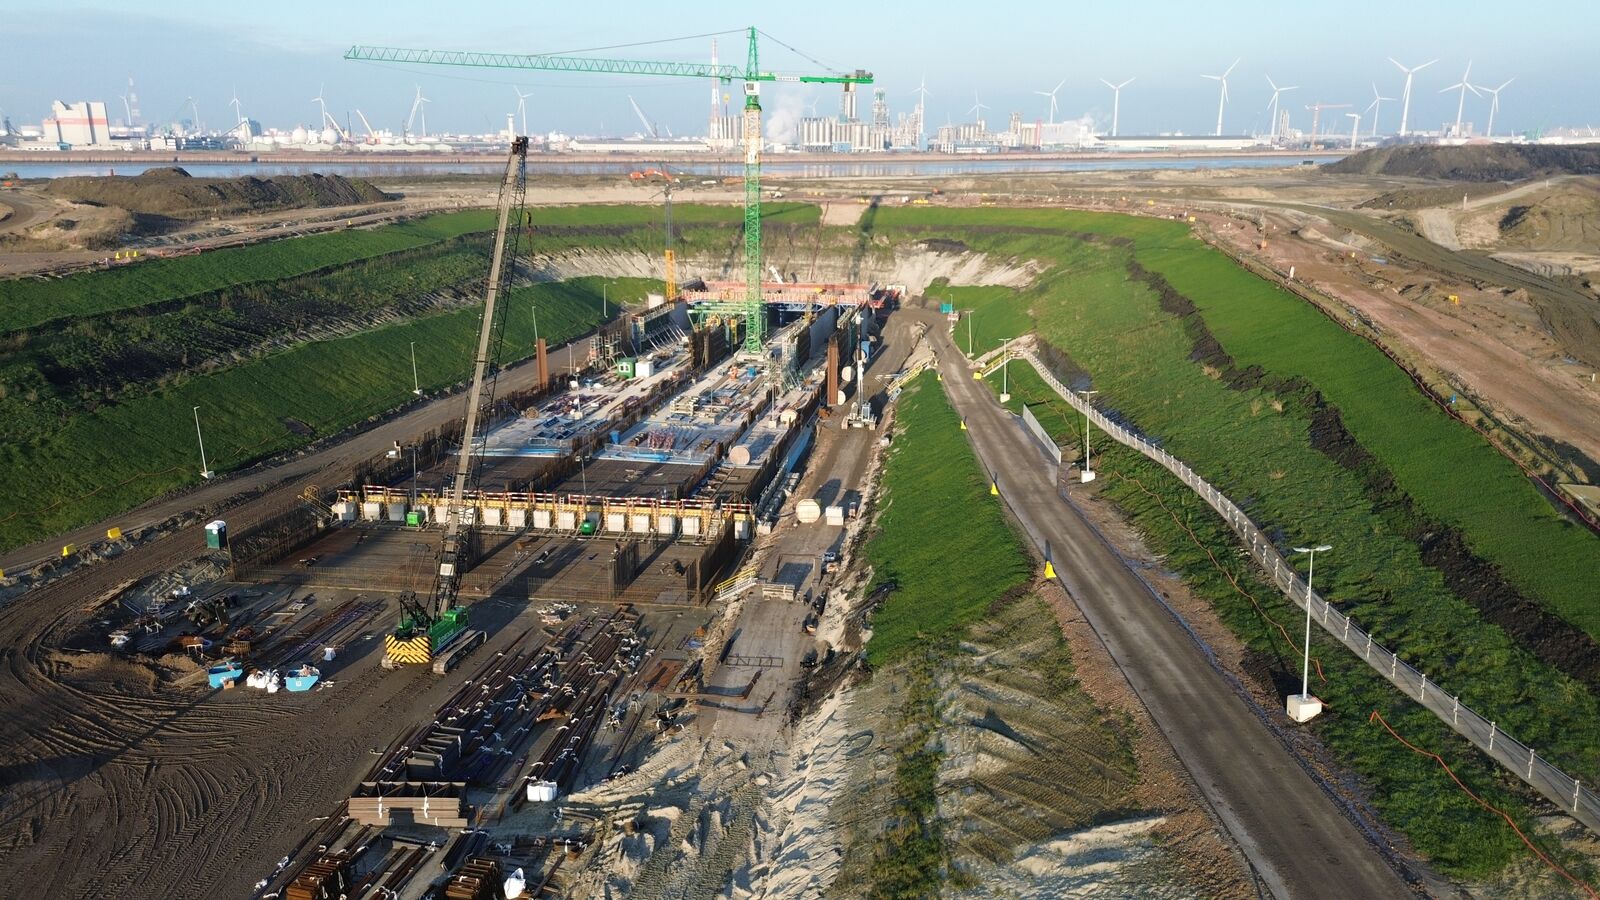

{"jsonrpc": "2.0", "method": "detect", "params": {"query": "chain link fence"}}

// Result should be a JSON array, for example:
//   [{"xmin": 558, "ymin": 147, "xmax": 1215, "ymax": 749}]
[{"xmin": 1016, "ymin": 347, "xmax": 1599, "ymax": 832}]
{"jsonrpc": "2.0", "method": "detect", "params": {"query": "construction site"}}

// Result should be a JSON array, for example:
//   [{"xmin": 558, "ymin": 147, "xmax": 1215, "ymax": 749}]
[
  {"xmin": 0, "ymin": 30, "xmax": 929, "ymax": 891},
  {"xmin": 11, "ymin": 9, "xmax": 1600, "ymax": 897}
]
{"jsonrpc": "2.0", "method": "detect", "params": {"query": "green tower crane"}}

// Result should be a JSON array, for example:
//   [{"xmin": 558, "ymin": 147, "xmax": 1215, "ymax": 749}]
[{"xmin": 345, "ymin": 28, "xmax": 872, "ymax": 352}]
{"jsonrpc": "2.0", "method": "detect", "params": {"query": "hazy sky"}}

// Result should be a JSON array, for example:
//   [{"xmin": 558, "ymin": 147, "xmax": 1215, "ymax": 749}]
[{"xmin": 5, "ymin": 1, "xmax": 1594, "ymax": 138}]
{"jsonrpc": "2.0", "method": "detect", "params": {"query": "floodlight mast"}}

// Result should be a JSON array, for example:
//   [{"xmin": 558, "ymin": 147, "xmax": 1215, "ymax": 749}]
[{"xmin": 345, "ymin": 29, "xmax": 873, "ymax": 353}]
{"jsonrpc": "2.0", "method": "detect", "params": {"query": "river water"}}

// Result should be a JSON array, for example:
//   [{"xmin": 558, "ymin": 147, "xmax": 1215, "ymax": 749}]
[{"xmin": 1, "ymin": 154, "xmax": 1342, "ymax": 180}]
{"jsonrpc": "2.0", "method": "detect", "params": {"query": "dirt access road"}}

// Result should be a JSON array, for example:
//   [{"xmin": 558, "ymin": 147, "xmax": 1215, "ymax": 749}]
[{"xmin": 922, "ymin": 311, "xmax": 1417, "ymax": 899}]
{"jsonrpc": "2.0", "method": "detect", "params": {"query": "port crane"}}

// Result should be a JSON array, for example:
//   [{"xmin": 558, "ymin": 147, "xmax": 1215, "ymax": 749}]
[
  {"xmin": 345, "ymin": 27, "xmax": 872, "ymax": 352},
  {"xmin": 383, "ymin": 137, "xmax": 530, "ymax": 671},
  {"xmin": 1304, "ymin": 102, "xmax": 1352, "ymax": 147}
]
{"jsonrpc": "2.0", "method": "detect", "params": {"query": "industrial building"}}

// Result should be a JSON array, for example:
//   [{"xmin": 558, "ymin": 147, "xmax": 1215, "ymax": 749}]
[{"xmin": 39, "ymin": 100, "xmax": 113, "ymax": 148}]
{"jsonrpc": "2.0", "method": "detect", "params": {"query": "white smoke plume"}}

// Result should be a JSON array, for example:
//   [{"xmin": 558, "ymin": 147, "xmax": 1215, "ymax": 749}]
[{"xmin": 764, "ymin": 92, "xmax": 807, "ymax": 144}]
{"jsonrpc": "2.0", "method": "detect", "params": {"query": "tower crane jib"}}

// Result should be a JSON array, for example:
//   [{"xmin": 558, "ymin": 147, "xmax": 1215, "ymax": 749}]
[{"xmin": 345, "ymin": 28, "xmax": 872, "ymax": 352}]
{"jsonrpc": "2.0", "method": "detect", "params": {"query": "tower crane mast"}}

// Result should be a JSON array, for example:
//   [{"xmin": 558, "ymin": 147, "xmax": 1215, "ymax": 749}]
[{"xmin": 345, "ymin": 28, "xmax": 872, "ymax": 352}]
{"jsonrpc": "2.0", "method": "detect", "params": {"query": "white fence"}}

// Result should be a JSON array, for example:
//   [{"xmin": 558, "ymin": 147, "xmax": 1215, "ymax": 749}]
[
  {"xmin": 1016, "ymin": 347, "xmax": 1600, "ymax": 833},
  {"xmin": 1021, "ymin": 404, "xmax": 1062, "ymax": 465}
]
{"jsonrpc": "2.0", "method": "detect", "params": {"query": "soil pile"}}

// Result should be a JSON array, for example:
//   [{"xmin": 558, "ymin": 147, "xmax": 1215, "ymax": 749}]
[
  {"xmin": 43, "ymin": 169, "xmax": 395, "ymax": 231},
  {"xmin": 1326, "ymin": 143, "xmax": 1600, "ymax": 181},
  {"xmin": 1493, "ymin": 182, "xmax": 1600, "ymax": 250}
]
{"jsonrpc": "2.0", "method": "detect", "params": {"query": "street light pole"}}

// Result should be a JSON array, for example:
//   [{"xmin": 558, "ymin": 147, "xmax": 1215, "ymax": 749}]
[
  {"xmin": 1288, "ymin": 544, "xmax": 1333, "ymax": 722},
  {"xmin": 410, "ymin": 341, "xmax": 422, "ymax": 396},
  {"xmin": 999, "ymin": 337, "xmax": 1012, "ymax": 403},
  {"xmin": 1077, "ymin": 389, "xmax": 1098, "ymax": 482},
  {"xmin": 192, "ymin": 405, "xmax": 213, "ymax": 479}
]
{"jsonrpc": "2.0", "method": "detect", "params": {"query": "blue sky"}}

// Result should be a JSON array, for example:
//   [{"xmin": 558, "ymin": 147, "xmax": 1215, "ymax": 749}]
[{"xmin": 4, "ymin": 1, "xmax": 1593, "ymax": 137}]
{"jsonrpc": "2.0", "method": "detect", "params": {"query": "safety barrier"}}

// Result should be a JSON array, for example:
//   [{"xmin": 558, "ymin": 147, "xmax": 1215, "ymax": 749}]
[{"xmin": 1016, "ymin": 346, "xmax": 1600, "ymax": 833}]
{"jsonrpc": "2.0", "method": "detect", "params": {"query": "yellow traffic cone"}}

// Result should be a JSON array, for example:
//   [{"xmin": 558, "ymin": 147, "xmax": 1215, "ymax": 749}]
[
  {"xmin": 960, "ymin": 418, "xmax": 967, "ymax": 431},
  {"xmin": 990, "ymin": 479, "xmax": 999, "ymax": 496},
  {"xmin": 1044, "ymin": 559, "xmax": 1056, "ymax": 579}
]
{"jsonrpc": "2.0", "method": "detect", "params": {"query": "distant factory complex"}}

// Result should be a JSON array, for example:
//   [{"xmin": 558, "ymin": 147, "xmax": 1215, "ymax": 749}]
[{"xmin": 4, "ymin": 47, "xmax": 1594, "ymax": 156}]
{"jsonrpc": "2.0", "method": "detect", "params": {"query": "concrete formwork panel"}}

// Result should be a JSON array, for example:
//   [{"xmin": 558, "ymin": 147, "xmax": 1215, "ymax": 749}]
[
  {"xmin": 534, "ymin": 509, "xmax": 553, "ymax": 530},
  {"xmin": 658, "ymin": 515, "xmax": 677, "ymax": 535},
  {"xmin": 508, "ymin": 508, "xmax": 527, "ymax": 528},
  {"xmin": 482, "ymin": 507, "xmax": 503, "ymax": 528},
  {"xmin": 605, "ymin": 513, "xmax": 626, "ymax": 533},
  {"xmin": 630, "ymin": 514, "xmax": 652, "ymax": 534}
]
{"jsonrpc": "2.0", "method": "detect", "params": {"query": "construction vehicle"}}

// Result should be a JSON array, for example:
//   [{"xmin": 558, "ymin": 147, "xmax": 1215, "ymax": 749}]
[
  {"xmin": 383, "ymin": 137, "xmax": 530, "ymax": 671},
  {"xmin": 345, "ymin": 27, "xmax": 871, "ymax": 353}
]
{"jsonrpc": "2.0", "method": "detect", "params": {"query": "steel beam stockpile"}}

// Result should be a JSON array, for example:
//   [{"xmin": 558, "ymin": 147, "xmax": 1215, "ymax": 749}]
[{"xmin": 269, "ymin": 609, "xmax": 649, "ymax": 896}]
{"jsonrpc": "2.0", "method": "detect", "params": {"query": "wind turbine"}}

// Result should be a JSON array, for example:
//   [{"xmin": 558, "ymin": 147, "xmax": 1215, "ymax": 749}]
[
  {"xmin": 910, "ymin": 76, "xmax": 931, "ymax": 149},
  {"xmin": 513, "ymin": 86, "xmax": 531, "ymax": 136},
  {"xmin": 1345, "ymin": 111, "xmax": 1362, "ymax": 149},
  {"xmin": 1389, "ymin": 57, "xmax": 1436, "ymax": 137},
  {"xmin": 1364, "ymin": 84, "xmax": 1395, "ymax": 139},
  {"xmin": 1264, "ymin": 75, "xmax": 1298, "ymax": 140},
  {"xmin": 1201, "ymin": 59, "xmax": 1240, "ymax": 136},
  {"xmin": 1034, "ymin": 78, "xmax": 1066, "ymax": 124},
  {"xmin": 1100, "ymin": 77, "xmax": 1133, "ymax": 137},
  {"xmin": 968, "ymin": 91, "xmax": 989, "ymax": 128},
  {"xmin": 1438, "ymin": 61, "xmax": 1480, "ymax": 138},
  {"xmin": 230, "ymin": 88, "xmax": 243, "ymax": 125},
  {"xmin": 406, "ymin": 85, "xmax": 429, "ymax": 140},
  {"xmin": 1472, "ymin": 78, "xmax": 1513, "ymax": 138}
]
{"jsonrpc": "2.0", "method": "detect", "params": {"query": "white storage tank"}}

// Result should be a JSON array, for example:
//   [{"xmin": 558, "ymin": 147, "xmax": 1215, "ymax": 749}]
[
  {"xmin": 605, "ymin": 512, "xmax": 626, "ymax": 532},
  {"xmin": 795, "ymin": 500, "xmax": 822, "ymax": 524},
  {"xmin": 657, "ymin": 514, "xmax": 677, "ymax": 535},
  {"xmin": 631, "ymin": 514, "xmax": 652, "ymax": 533},
  {"xmin": 508, "ymin": 508, "xmax": 528, "ymax": 528},
  {"xmin": 387, "ymin": 503, "xmax": 408, "ymax": 522},
  {"xmin": 533, "ymin": 509, "xmax": 553, "ymax": 530},
  {"xmin": 483, "ymin": 507, "xmax": 503, "ymax": 527},
  {"xmin": 728, "ymin": 445, "xmax": 753, "ymax": 466},
  {"xmin": 361, "ymin": 501, "xmax": 382, "ymax": 521}
]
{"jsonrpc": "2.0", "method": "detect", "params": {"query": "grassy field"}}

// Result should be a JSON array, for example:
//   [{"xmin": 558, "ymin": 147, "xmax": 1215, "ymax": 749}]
[
  {"xmin": 0, "ymin": 203, "xmax": 817, "ymax": 335},
  {"xmin": 911, "ymin": 206, "xmax": 1600, "ymax": 877},
  {"xmin": 924, "ymin": 278, "xmax": 1034, "ymax": 359},
  {"xmin": 0, "ymin": 209, "xmax": 498, "ymax": 333},
  {"xmin": 0, "ymin": 276, "xmax": 650, "ymax": 551},
  {"xmin": 864, "ymin": 371, "xmax": 1032, "ymax": 666},
  {"xmin": 882, "ymin": 206, "xmax": 1600, "ymax": 640}
]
